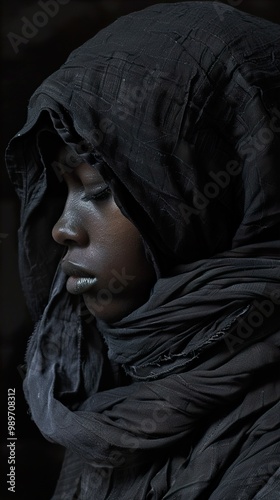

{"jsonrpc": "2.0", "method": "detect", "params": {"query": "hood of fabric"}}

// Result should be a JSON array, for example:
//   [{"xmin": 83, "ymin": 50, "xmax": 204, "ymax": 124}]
[
  {"xmin": 5, "ymin": 3, "xmax": 280, "ymax": 497},
  {"xmin": 6, "ymin": 1, "xmax": 280, "ymax": 320}
]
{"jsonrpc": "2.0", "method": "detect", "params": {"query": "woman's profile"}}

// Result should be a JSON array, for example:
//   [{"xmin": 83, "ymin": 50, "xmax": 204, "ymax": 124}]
[{"xmin": 5, "ymin": 1, "xmax": 280, "ymax": 498}]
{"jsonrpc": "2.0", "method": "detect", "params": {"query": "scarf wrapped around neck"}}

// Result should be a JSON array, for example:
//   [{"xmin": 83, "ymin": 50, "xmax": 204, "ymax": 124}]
[
  {"xmin": 22, "ymin": 244, "xmax": 280, "ymax": 498},
  {"xmin": 5, "ymin": 1, "xmax": 280, "ymax": 498}
]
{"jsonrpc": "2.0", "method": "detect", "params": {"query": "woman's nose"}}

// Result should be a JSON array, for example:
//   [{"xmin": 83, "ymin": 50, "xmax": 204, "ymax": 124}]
[{"xmin": 52, "ymin": 208, "xmax": 89, "ymax": 247}]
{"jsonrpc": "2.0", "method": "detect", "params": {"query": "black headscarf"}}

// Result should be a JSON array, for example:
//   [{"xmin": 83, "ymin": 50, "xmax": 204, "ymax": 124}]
[{"xmin": 6, "ymin": 2, "xmax": 280, "ymax": 498}]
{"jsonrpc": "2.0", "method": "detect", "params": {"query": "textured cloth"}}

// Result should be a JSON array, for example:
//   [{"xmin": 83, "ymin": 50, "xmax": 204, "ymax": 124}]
[{"xmin": 5, "ymin": 1, "xmax": 280, "ymax": 499}]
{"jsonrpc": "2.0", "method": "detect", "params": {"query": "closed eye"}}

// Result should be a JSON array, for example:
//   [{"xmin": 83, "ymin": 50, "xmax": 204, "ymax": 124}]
[{"xmin": 82, "ymin": 186, "xmax": 111, "ymax": 202}]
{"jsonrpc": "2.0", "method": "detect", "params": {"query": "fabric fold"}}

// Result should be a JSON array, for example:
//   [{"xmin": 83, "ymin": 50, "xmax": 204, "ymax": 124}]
[{"xmin": 6, "ymin": 1, "xmax": 280, "ymax": 498}]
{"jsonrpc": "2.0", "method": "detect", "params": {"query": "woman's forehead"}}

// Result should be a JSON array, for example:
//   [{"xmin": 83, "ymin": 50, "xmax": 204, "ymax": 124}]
[{"xmin": 57, "ymin": 146, "xmax": 105, "ymax": 183}]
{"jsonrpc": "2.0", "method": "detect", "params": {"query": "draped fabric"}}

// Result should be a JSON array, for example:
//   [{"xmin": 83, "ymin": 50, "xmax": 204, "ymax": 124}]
[{"xmin": 5, "ymin": 2, "xmax": 280, "ymax": 498}]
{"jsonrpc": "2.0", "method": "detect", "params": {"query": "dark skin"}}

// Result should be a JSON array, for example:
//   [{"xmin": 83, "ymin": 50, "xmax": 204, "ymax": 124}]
[{"xmin": 52, "ymin": 157, "xmax": 156, "ymax": 323}]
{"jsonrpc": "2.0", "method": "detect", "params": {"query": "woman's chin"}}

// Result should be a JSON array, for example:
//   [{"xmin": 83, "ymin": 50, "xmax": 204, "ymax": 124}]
[{"xmin": 82, "ymin": 293, "xmax": 147, "ymax": 324}]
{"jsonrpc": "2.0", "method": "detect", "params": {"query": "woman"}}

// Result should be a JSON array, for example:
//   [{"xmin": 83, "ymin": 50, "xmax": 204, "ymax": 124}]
[{"xmin": 6, "ymin": 2, "xmax": 280, "ymax": 498}]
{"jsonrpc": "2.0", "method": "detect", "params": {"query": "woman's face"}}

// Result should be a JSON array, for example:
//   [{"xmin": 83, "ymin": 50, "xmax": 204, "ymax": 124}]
[{"xmin": 52, "ymin": 153, "xmax": 156, "ymax": 323}]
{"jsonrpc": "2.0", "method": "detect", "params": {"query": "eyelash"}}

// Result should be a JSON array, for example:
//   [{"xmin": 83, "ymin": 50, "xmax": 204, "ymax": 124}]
[{"xmin": 82, "ymin": 186, "xmax": 111, "ymax": 202}]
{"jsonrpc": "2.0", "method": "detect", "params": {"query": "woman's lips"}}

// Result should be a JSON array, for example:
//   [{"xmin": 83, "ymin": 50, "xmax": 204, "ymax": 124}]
[
  {"xmin": 61, "ymin": 261, "xmax": 97, "ymax": 295},
  {"xmin": 66, "ymin": 276, "xmax": 97, "ymax": 295}
]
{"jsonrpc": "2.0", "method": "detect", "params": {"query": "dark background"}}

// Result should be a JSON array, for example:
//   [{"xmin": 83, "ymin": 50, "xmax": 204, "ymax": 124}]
[{"xmin": 1, "ymin": 1, "xmax": 280, "ymax": 498}]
